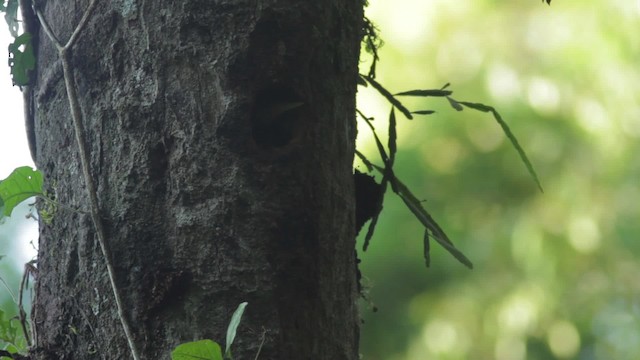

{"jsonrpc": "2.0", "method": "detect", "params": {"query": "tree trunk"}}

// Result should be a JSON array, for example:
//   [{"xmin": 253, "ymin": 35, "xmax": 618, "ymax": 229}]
[{"xmin": 28, "ymin": 1, "xmax": 363, "ymax": 359}]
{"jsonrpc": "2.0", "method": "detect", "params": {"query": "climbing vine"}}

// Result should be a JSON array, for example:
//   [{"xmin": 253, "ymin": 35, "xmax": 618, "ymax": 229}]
[{"xmin": 2, "ymin": 0, "xmax": 141, "ymax": 358}]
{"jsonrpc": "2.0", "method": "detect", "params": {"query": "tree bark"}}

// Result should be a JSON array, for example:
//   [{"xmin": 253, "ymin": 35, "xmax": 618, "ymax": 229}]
[{"xmin": 29, "ymin": 1, "xmax": 363, "ymax": 359}]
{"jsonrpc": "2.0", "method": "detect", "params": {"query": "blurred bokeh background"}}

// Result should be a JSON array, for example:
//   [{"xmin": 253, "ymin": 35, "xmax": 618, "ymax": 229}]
[
  {"xmin": 1, "ymin": 0, "xmax": 639, "ymax": 358},
  {"xmin": 355, "ymin": 0, "xmax": 640, "ymax": 359}
]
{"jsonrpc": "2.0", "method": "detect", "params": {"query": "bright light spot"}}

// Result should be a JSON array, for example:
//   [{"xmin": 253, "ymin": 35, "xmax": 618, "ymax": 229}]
[
  {"xmin": 547, "ymin": 320, "xmax": 581, "ymax": 358},
  {"xmin": 498, "ymin": 294, "xmax": 539, "ymax": 335},
  {"xmin": 527, "ymin": 77, "xmax": 560, "ymax": 114},
  {"xmin": 574, "ymin": 98, "xmax": 610, "ymax": 134},
  {"xmin": 423, "ymin": 319, "xmax": 458, "ymax": 354},
  {"xmin": 525, "ymin": 12, "xmax": 573, "ymax": 52},
  {"xmin": 17, "ymin": 216, "xmax": 39, "ymax": 261},
  {"xmin": 383, "ymin": 0, "xmax": 432, "ymax": 51},
  {"xmin": 567, "ymin": 215, "xmax": 601, "ymax": 253},
  {"xmin": 524, "ymin": 14, "xmax": 547, "ymax": 52},
  {"xmin": 355, "ymin": 86, "xmax": 390, "ymax": 153},
  {"xmin": 495, "ymin": 336, "xmax": 526, "ymax": 360},
  {"xmin": 486, "ymin": 64, "xmax": 522, "ymax": 102}
]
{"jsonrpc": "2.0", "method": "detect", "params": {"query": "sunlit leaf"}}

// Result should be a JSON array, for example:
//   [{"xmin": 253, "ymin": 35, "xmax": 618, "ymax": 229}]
[
  {"xmin": 8, "ymin": 32, "xmax": 36, "ymax": 87},
  {"xmin": 171, "ymin": 340, "xmax": 222, "ymax": 360},
  {"xmin": 3, "ymin": 0, "xmax": 20, "ymax": 37},
  {"xmin": 0, "ymin": 166, "xmax": 43, "ymax": 217},
  {"xmin": 225, "ymin": 302, "xmax": 248, "ymax": 358}
]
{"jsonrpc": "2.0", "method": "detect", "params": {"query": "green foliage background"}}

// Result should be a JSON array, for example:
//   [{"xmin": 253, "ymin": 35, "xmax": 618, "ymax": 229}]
[{"xmin": 356, "ymin": 1, "xmax": 640, "ymax": 359}]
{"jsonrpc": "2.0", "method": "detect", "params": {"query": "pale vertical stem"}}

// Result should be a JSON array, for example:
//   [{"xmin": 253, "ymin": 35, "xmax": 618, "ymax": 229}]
[{"xmin": 61, "ymin": 48, "xmax": 141, "ymax": 360}]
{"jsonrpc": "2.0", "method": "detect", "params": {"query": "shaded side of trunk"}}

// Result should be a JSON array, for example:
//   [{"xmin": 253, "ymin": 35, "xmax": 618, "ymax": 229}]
[{"xmin": 30, "ymin": 1, "xmax": 363, "ymax": 359}]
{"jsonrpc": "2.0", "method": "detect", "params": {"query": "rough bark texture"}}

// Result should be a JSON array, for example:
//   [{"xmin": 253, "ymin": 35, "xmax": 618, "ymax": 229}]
[{"xmin": 29, "ymin": 1, "xmax": 363, "ymax": 359}]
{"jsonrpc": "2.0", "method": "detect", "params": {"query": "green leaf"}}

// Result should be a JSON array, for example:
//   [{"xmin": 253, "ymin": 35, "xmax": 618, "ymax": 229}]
[
  {"xmin": 392, "ymin": 177, "xmax": 473, "ymax": 269},
  {"xmin": 395, "ymin": 89, "xmax": 452, "ymax": 97},
  {"xmin": 8, "ymin": 32, "xmax": 36, "ymax": 86},
  {"xmin": 458, "ymin": 101, "xmax": 492, "ymax": 112},
  {"xmin": 388, "ymin": 107, "xmax": 397, "ymax": 166},
  {"xmin": 358, "ymin": 111, "xmax": 395, "ymax": 252},
  {"xmin": 363, "ymin": 175, "xmax": 387, "ymax": 252},
  {"xmin": 3, "ymin": 0, "xmax": 20, "ymax": 37},
  {"xmin": 0, "ymin": 189, "xmax": 5, "ymax": 222},
  {"xmin": 457, "ymin": 101, "xmax": 544, "ymax": 192},
  {"xmin": 446, "ymin": 96, "xmax": 463, "ymax": 111},
  {"xmin": 364, "ymin": 162, "xmax": 472, "ymax": 269},
  {"xmin": 355, "ymin": 150, "xmax": 374, "ymax": 173},
  {"xmin": 171, "ymin": 340, "xmax": 223, "ymax": 360},
  {"xmin": 359, "ymin": 113, "xmax": 390, "ymax": 167},
  {"xmin": 357, "ymin": 75, "xmax": 367, "ymax": 87},
  {"xmin": 0, "ymin": 166, "xmax": 43, "ymax": 217},
  {"xmin": 423, "ymin": 229, "xmax": 431, "ymax": 267},
  {"xmin": 354, "ymin": 151, "xmax": 385, "ymax": 251},
  {"xmin": 225, "ymin": 302, "xmax": 248, "ymax": 359},
  {"xmin": 412, "ymin": 110, "xmax": 436, "ymax": 115},
  {"xmin": 363, "ymin": 208, "xmax": 381, "ymax": 251},
  {"xmin": 362, "ymin": 75, "xmax": 413, "ymax": 119}
]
